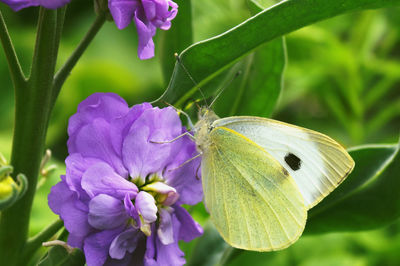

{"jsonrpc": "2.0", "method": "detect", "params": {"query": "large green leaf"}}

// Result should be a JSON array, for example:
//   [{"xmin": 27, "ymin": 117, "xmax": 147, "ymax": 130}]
[
  {"xmin": 157, "ymin": 0, "xmax": 400, "ymax": 107},
  {"xmin": 37, "ymin": 246, "xmax": 85, "ymax": 266},
  {"xmin": 306, "ymin": 141, "xmax": 400, "ymax": 234},
  {"xmin": 214, "ymin": 0, "xmax": 286, "ymax": 118}
]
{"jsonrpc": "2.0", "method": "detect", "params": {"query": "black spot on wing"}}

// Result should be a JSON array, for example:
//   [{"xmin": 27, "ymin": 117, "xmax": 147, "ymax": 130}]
[{"xmin": 284, "ymin": 153, "xmax": 301, "ymax": 171}]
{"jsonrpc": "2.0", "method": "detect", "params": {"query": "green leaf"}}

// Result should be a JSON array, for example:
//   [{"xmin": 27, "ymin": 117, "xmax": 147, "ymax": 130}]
[
  {"xmin": 37, "ymin": 246, "xmax": 85, "ymax": 266},
  {"xmin": 214, "ymin": 0, "xmax": 286, "ymax": 117},
  {"xmin": 187, "ymin": 222, "xmax": 229, "ymax": 266},
  {"xmin": 158, "ymin": 0, "xmax": 193, "ymax": 85},
  {"xmin": 306, "ymin": 140, "xmax": 400, "ymax": 234},
  {"xmin": 157, "ymin": 0, "xmax": 400, "ymax": 107}
]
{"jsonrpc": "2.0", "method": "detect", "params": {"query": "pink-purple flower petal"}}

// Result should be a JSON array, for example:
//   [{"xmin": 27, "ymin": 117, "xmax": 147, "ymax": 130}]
[
  {"xmin": 108, "ymin": 0, "xmax": 178, "ymax": 59},
  {"xmin": 109, "ymin": 228, "xmax": 143, "ymax": 260},
  {"xmin": 157, "ymin": 208, "xmax": 174, "ymax": 245},
  {"xmin": 88, "ymin": 194, "xmax": 129, "ymax": 230},
  {"xmin": 135, "ymin": 191, "xmax": 157, "ymax": 223},
  {"xmin": 174, "ymin": 205, "xmax": 203, "ymax": 242},
  {"xmin": 49, "ymin": 93, "xmax": 202, "ymax": 266},
  {"xmin": 84, "ymin": 228, "xmax": 124, "ymax": 266},
  {"xmin": 0, "ymin": 0, "xmax": 69, "ymax": 11},
  {"xmin": 81, "ymin": 162, "xmax": 137, "ymax": 199},
  {"xmin": 122, "ymin": 107, "xmax": 182, "ymax": 180}
]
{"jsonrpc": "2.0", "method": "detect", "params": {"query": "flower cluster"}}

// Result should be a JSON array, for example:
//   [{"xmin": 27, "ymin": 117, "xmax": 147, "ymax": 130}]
[
  {"xmin": 48, "ymin": 93, "xmax": 203, "ymax": 266},
  {"xmin": 108, "ymin": 0, "xmax": 178, "ymax": 59},
  {"xmin": 0, "ymin": 0, "xmax": 70, "ymax": 11},
  {"xmin": 1, "ymin": 0, "xmax": 177, "ymax": 60}
]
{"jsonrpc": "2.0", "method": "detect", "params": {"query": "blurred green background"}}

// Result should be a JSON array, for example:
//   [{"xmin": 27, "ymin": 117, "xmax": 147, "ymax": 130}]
[{"xmin": 0, "ymin": 0, "xmax": 399, "ymax": 265}]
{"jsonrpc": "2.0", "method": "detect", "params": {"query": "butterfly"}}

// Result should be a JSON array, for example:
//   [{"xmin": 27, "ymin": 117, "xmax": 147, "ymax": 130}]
[
  {"xmin": 165, "ymin": 54, "xmax": 354, "ymax": 251},
  {"xmin": 191, "ymin": 106, "xmax": 354, "ymax": 251}
]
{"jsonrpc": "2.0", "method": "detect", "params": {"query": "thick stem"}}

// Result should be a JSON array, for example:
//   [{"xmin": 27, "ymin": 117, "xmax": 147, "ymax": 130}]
[
  {"xmin": 0, "ymin": 8, "xmax": 63, "ymax": 266},
  {"xmin": 51, "ymin": 13, "xmax": 106, "ymax": 105},
  {"xmin": 0, "ymin": 10, "xmax": 26, "ymax": 89}
]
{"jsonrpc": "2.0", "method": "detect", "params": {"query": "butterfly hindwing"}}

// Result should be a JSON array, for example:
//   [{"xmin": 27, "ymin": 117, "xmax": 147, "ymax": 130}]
[
  {"xmin": 214, "ymin": 117, "xmax": 355, "ymax": 209},
  {"xmin": 201, "ymin": 126, "xmax": 307, "ymax": 251}
]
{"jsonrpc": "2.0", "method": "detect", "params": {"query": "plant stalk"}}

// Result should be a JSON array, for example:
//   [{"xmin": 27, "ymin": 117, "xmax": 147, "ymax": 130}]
[
  {"xmin": 0, "ymin": 10, "xmax": 26, "ymax": 89},
  {"xmin": 51, "ymin": 12, "xmax": 106, "ymax": 105},
  {"xmin": 0, "ymin": 8, "xmax": 64, "ymax": 266}
]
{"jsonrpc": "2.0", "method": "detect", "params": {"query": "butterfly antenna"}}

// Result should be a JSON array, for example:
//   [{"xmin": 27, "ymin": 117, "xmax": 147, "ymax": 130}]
[
  {"xmin": 209, "ymin": 70, "xmax": 242, "ymax": 108},
  {"xmin": 174, "ymin": 53, "xmax": 208, "ymax": 107}
]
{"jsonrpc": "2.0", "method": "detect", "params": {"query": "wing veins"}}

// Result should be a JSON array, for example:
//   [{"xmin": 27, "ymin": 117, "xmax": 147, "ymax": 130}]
[
  {"xmin": 215, "ymin": 145, "xmax": 292, "ymax": 241},
  {"xmin": 213, "ymin": 146, "xmax": 232, "ymax": 241},
  {"xmin": 215, "ymin": 142, "xmax": 303, "ymax": 226}
]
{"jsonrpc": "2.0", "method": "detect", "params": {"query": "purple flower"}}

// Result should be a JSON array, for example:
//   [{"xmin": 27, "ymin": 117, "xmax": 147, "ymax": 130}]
[
  {"xmin": 48, "ymin": 93, "xmax": 203, "ymax": 266},
  {"xmin": 0, "ymin": 0, "xmax": 70, "ymax": 11},
  {"xmin": 108, "ymin": 0, "xmax": 178, "ymax": 60}
]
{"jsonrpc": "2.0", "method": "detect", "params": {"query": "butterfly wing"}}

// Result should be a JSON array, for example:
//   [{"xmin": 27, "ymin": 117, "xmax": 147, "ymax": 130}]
[
  {"xmin": 201, "ymin": 126, "xmax": 307, "ymax": 251},
  {"xmin": 214, "ymin": 117, "xmax": 355, "ymax": 209}
]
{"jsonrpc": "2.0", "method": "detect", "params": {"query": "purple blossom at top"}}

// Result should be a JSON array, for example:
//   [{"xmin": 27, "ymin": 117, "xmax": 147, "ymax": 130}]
[
  {"xmin": 48, "ymin": 93, "xmax": 203, "ymax": 266},
  {"xmin": 0, "ymin": 0, "xmax": 70, "ymax": 11},
  {"xmin": 108, "ymin": 0, "xmax": 178, "ymax": 60}
]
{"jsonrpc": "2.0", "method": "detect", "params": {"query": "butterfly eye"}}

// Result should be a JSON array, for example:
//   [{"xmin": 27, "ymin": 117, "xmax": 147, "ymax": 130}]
[
  {"xmin": 284, "ymin": 153, "xmax": 302, "ymax": 171},
  {"xmin": 207, "ymin": 125, "xmax": 214, "ymax": 132}
]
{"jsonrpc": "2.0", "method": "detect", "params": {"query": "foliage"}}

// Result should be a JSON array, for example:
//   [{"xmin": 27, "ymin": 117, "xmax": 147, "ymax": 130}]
[{"xmin": 0, "ymin": 0, "xmax": 399, "ymax": 265}]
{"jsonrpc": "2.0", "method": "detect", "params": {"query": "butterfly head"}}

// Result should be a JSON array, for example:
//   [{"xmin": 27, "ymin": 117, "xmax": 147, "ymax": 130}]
[{"xmin": 194, "ymin": 107, "xmax": 219, "ymax": 151}]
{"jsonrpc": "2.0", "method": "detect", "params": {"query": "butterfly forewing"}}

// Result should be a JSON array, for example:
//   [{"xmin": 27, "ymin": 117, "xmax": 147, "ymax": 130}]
[
  {"xmin": 214, "ymin": 117, "xmax": 355, "ymax": 209},
  {"xmin": 201, "ymin": 126, "xmax": 307, "ymax": 251}
]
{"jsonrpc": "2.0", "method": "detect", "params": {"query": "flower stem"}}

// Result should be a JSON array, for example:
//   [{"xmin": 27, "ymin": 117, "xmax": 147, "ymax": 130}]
[
  {"xmin": 23, "ymin": 219, "xmax": 64, "ymax": 261},
  {"xmin": 0, "ymin": 8, "xmax": 64, "ymax": 266},
  {"xmin": 51, "ymin": 12, "xmax": 106, "ymax": 105},
  {"xmin": 0, "ymin": 10, "xmax": 27, "ymax": 90}
]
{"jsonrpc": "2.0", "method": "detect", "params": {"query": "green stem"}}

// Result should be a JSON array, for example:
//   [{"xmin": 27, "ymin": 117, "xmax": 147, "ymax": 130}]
[
  {"xmin": 51, "ymin": 13, "xmax": 106, "ymax": 105},
  {"xmin": 23, "ymin": 219, "xmax": 64, "ymax": 261},
  {"xmin": 0, "ymin": 10, "xmax": 26, "ymax": 89},
  {"xmin": 0, "ymin": 8, "xmax": 64, "ymax": 266}
]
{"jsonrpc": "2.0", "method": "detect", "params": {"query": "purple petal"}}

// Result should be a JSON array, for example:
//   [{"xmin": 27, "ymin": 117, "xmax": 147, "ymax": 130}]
[
  {"xmin": 38, "ymin": 0, "xmax": 70, "ymax": 8},
  {"xmin": 68, "ymin": 93, "xmax": 130, "ymax": 139},
  {"xmin": 122, "ymin": 107, "xmax": 183, "ymax": 180},
  {"xmin": 164, "ymin": 134, "xmax": 202, "ymax": 205},
  {"xmin": 69, "ymin": 117, "xmax": 128, "ymax": 177},
  {"xmin": 65, "ymin": 154, "xmax": 101, "ymax": 202},
  {"xmin": 81, "ymin": 162, "xmax": 137, "ymax": 199},
  {"xmin": 68, "ymin": 94, "xmax": 152, "ymax": 173},
  {"xmin": 124, "ymin": 194, "xmax": 140, "ymax": 226},
  {"xmin": 134, "ymin": 8, "xmax": 156, "ymax": 59},
  {"xmin": 157, "ymin": 208, "xmax": 173, "ymax": 245},
  {"xmin": 145, "ymin": 221, "xmax": 185, "ymax": 266},
  {"xmin": 173, "ymin": 205, "xmax": 203, "ymax": 242},
  {"xmin": 0, "ymin": 0, "xmax": 70, "ymax": 11},
  {"xmin": 108, "ymin": 0, "xmax": 139, "ymax": 29},
  {"xmin": 135, "ymin": 191, "xmax": 157, "ymax": 223},
  {"xmin": 142, "ymin": 0, "xmax": 156, "ymax": 20},
  {"xmin": 88, "ymin": 194, "xmax": 129, "ymax": 230},
  {"xmin": 67, "ymin": 233, "xmax": 85, "ymax": 249},
  {"xmin": 84, "ymin": 228, "xmax": 124, "ymax": 266},
  {"xmin": 109, "ymin": 228, "xmax": 143, "ymax": 259},
  {"xmin": 48, "ymin": 179, "xmax": 91, "ymax": 237}
]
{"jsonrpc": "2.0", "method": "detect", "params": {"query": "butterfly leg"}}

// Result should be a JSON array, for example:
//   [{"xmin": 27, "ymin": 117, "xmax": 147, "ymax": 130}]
[
  {"xmin": 167, "ymin": 153, "xmax": 202, "ymax": 173},
  {"xmin": 150, "ymin": 131, "xmax": 195, "ymax": 144},
  {"xmin": 195, "ymin": 163, "xmax": 201, "ymax": 180}
]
